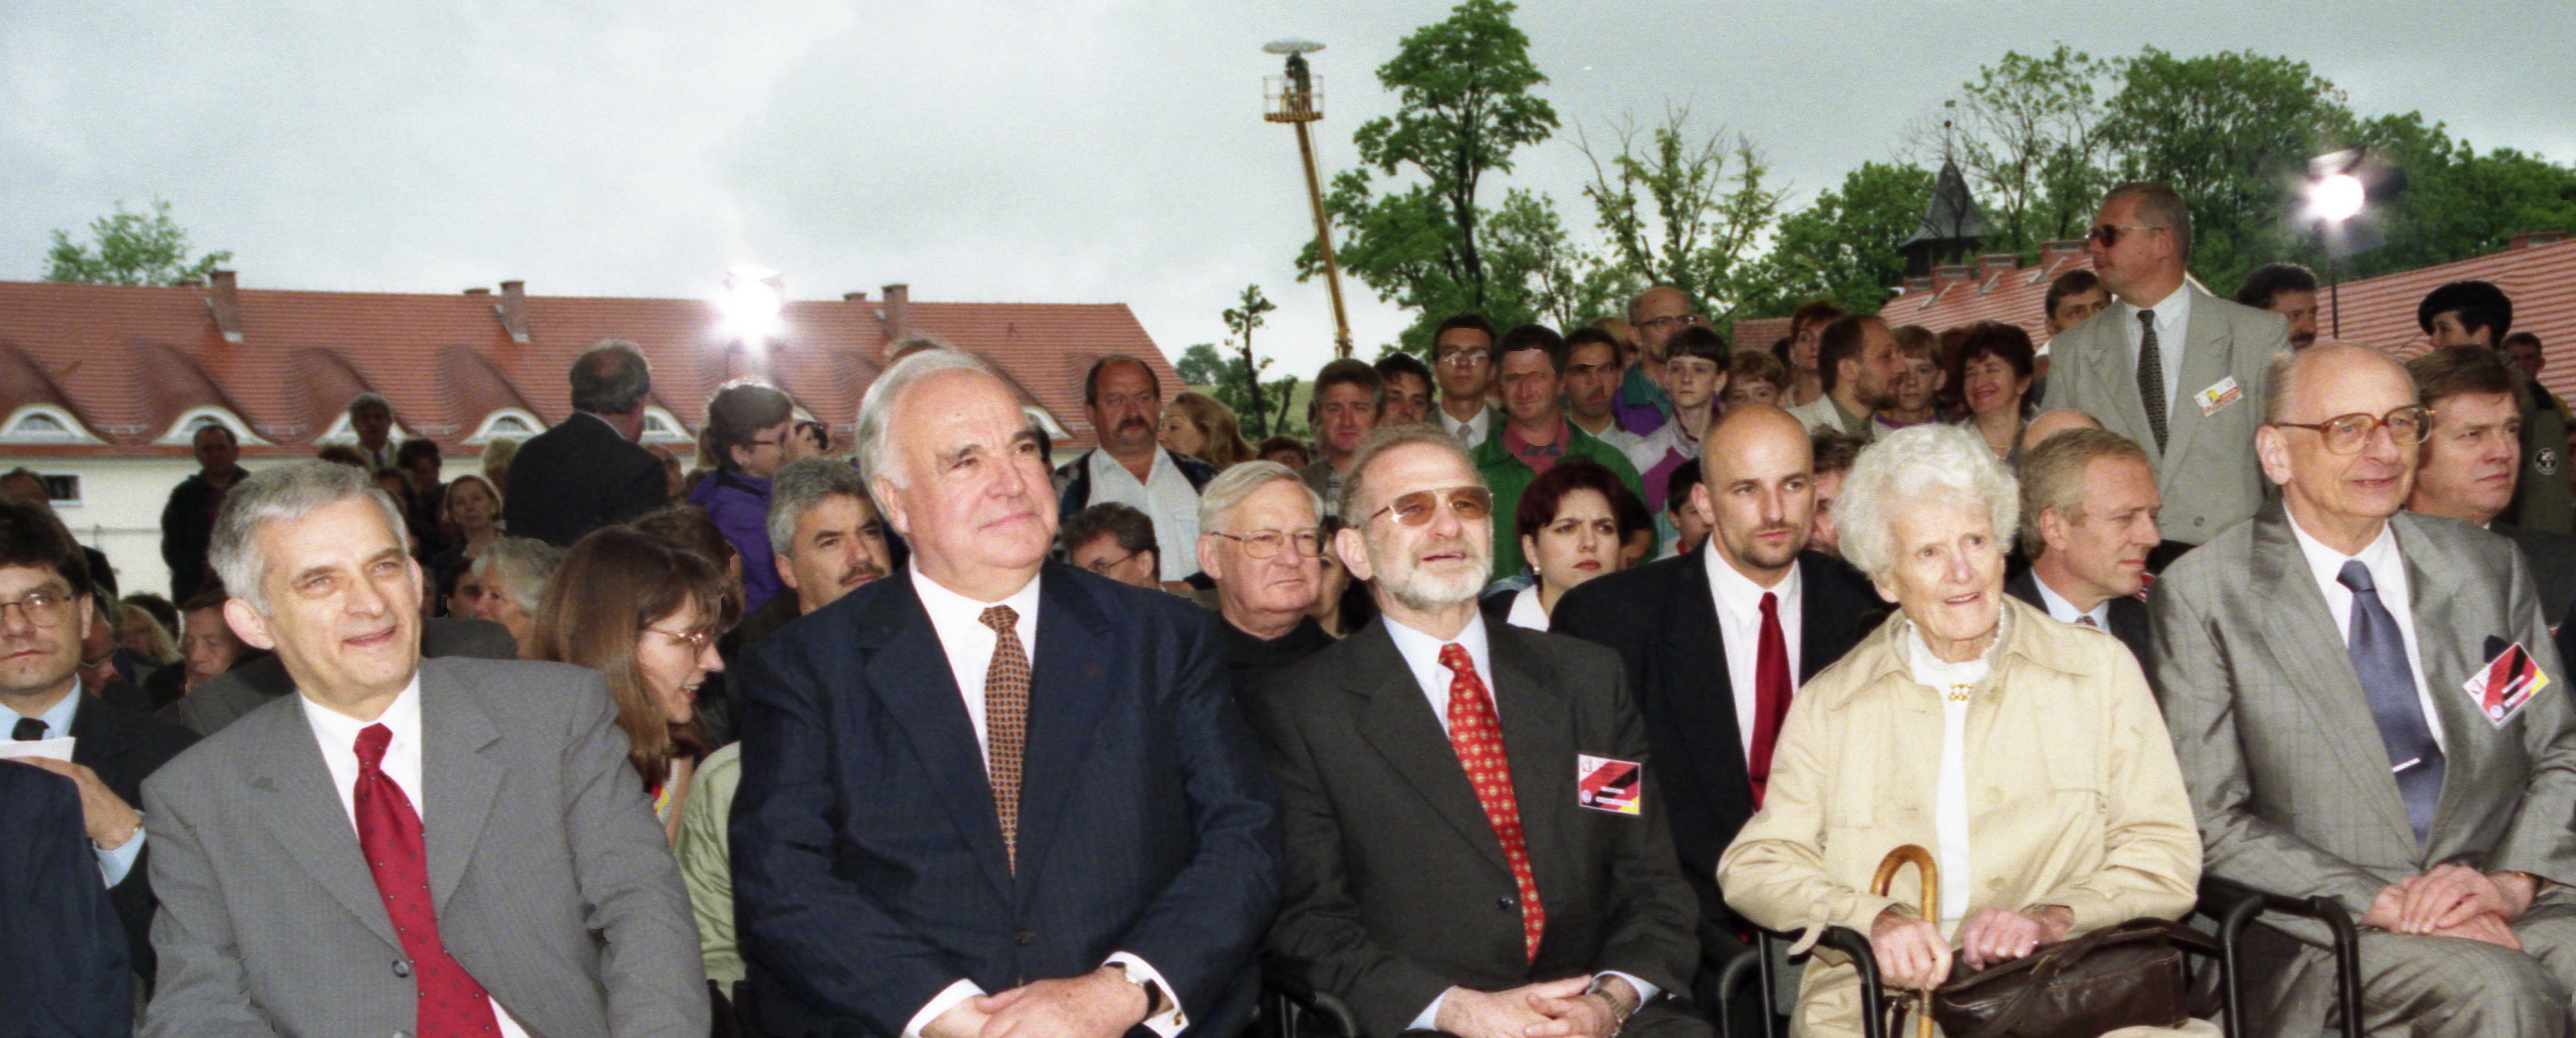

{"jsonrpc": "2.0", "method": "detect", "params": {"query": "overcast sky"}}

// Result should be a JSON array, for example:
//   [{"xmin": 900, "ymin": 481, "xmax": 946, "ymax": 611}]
[{"xmin": 8, "ymin": 1, "xmax": 2572, "ymax": 382}]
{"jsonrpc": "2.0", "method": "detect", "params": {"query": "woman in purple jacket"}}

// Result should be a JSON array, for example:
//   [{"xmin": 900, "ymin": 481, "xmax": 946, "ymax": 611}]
[{"xmin": 688, "ymin": 380, "xmax": 797, "ymax": 612}]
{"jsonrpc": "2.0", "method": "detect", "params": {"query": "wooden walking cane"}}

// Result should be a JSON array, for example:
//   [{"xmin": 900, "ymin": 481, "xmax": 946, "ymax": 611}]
[{"xmin": 1871, "ymin": 845, "xmax": 1940, "ymax": 1038}]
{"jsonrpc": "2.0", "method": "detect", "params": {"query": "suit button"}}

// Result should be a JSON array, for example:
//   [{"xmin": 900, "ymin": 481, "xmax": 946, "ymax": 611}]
[
  {"xmin": 392, "ymin": 960, "xmax": 412, "ymax": 978},
  {"xmin": 1497, "ymin": 896, "xmax": 1516, "ymax": 910},
  {"xmin": 1014, "ymin": 929, "xmax": 1037, "ymax": 946}
]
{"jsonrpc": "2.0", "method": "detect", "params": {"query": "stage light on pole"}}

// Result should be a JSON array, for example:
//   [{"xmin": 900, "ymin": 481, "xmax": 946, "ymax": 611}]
[
  {"xmin": 2308, "ymin": 173, "xmax": 2366, "ymax": 224},
  {"xmin": 720, "ymin": 266, "xmax": 785, "ymax": 345},
  {"xmin": 2302, "ymin": 149, "xmax": 2404, "ymax": 339}
]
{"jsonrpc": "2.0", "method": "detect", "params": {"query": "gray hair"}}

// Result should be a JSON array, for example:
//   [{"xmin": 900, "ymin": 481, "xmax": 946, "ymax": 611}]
[
  {"xmin": 470, "ymin": 537, "xmax": 565, "ymax": 615},
  {"xmin": 2015, "ymin": 428, "xmax": 2149, "ymax": 557},
  {"xmin": 854, "ymin": 348, "xmax": 1000, "ymax": 490},
  {"xmin": 1338, "ymin": 424, "xmax": 1480, "ymax": 526},
  {"xmin": 2102, "ymin": 182, "xmax": 2193, "ymax": 265},
  {"xmin": 2267, "ymin": 342, "xmax": 2407, "ymax": 424},
  {"xmin": 768, "ymin": 457, "xmax": 874, "ymax": 557},
  {"xmin": 1836, "ymin": 424, "xmax": 2020, "ymax": 584},
  {"xmin": 209, "ymin": 461, "xmax": 409, "ymax": 614},
  {"xmin": 1199, "ymin": 460, "xmax": 1322, "ymax": 534},
  {"xmin": 347, "ymin": 392, "xmax": 391, "ymax": 418},
  {"xmin": 569, "ymin": 339, "xmax": 654, "ymax": 414}
]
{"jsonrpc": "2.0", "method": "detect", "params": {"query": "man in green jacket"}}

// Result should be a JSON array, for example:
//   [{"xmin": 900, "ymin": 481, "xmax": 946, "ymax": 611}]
[{"xmin": 1474, "ymin": 324, "xmax": 1647, "ymax": 579}]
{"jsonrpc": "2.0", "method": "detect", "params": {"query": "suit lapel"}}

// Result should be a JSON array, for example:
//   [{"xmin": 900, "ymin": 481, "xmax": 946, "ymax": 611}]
[
  {"xmin": 418, "ymin": 662, "xmax": 505, "ymax": 912},
  {"xmin": 1663, "ymin": 560, "xmax": 1750, "ymax": 800},
  {"xmin": 2393, "ymin": 518, "xmax": 2502, "ymax": 854},
  {"xmin": 862, "ymin": 581, "xmax": 1014, "ymax": 901},
  {"xmin": 1490, "ymin": 627, "xmax": 1576, "ymax": 931},
  {"xmin": 1013, "ymin": 566, "xmax": 1116, "ymax": 887},
  {"xmin": 245, "ymin": 700, "xmax": 405, "ymax": 953},
  {"xmin": 2161, "ymin": 287, "xmax": 2232, "ymax": 470},
  {"xmin": 2249, "ymin": 509, "xmax": 2419, "ymax": 847},
  {"xmin": 1348, "ymin": 623, "xmax": 1512, "ymax": 876}
]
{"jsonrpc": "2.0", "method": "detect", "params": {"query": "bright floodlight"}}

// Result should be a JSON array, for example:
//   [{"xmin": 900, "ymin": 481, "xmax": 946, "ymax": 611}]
[
  {"xmin": 1263, "ymin": 38, "xmax": 1323, "ymax": 55},
  {"xmin": 720, "ymin": 266, "xmax": 785, "ymax": 344},
  {"xmin": 2310, "ymin": 173, "xmax": 2366, "ymax": 223}
]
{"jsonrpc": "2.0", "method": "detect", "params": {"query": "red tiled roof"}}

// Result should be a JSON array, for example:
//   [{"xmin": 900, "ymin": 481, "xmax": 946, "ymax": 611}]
[
  {"xmin": 1873, "ymin": 237, "xmax": 2576, "ymax": 400},
  {"xmin": 0, "ymin": 278, "xmax": 1176, "ymax": 457}
]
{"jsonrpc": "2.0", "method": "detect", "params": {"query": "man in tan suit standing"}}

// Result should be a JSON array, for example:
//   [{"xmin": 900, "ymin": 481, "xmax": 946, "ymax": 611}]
[
  {"xmin": 2042, "ymin": 182, "xmax": 2288, "ymax": 545},
  {"xmin": 2153, "ymin": 343, "xmax": 2576, "ymax": 1037}
]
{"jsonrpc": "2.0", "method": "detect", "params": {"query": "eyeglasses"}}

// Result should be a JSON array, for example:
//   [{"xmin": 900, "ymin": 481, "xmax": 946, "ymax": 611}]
[
  {"xmin": 2272, "ymin": 406, "xmax": 2432, "ymax": 455},
  {"xmin": 1436, "ymin": 349, "xmax": 1491, "ymax": 368},
  {"xmin": 1210, "ymin": 528, "xmax": 1323, "ymax": 559},
  {"xmin": 1634, "ymin": 314, "xmax": 1703, "ymax": 332},
  {"xmin": 0, "ymin": 589, "xmax": 75, "ymax": 629},
  {"xmin": 647, "ymin": 626, "xmax": 718, "ymax": 652},
  {"xmin": 1369, "ymin": 486, "xmax": 1494, "ymax": 527},
  {"xmin": 1079, "ymin": 548, "xmax": 1143, "ymax": 575},
  {"xmin": 2085, "ymin": 223, "xmax": 2163, "ymax": 247}
]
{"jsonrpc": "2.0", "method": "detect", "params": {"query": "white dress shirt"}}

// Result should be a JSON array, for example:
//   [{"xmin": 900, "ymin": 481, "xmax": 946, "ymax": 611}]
[
  {"xmin": 1504, "ymin": 586, "xmax": 1550, "ymax": 632},
  {"xmin": 1085, "ymin": 449, "xmax": 1204, "ymax": 582},
  {"xmin": 1440, "ymin": 403, "xmax": 1494, "ymax": 447},
  {"xmin": 2285, "ymin": 517, "xmax": 2447, "ymax": 752},
  {"xmin": 1902, "ymin": 616, "xmax": 2000, "ymax": 932},
  {"xmin": 2030, "ymin": 573, "xmax": 2112, "ymax": 629},
  {"xmin": 4, "ymin": 682, "xmax": 145, "ymax": 887},
  {"xmin": 300, "ymin": 677, "xmax": 534, "ymax": 1038},
  {"xmin": 2120, "ymin": 286, "xmax": 2194, "ymax": 428},
  {"xmin": 1380, "ymin": 611, "xmax": 1658, "ymax": 1025},
  {"xmin": 1703, "ymin": 541, "xmax": 1804, "ymax": 761},
  {"xmin": 901, "ymin": 565, "xmax": 1186, "ymax": 1038}
]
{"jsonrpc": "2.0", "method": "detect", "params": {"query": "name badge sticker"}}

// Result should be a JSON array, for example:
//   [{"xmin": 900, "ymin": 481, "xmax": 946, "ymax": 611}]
[
  {"xmin": 2463, "ymin": 641, "xmax": 2551, "ymax": 728},
  {"xmin": 1577, "ymin": 754, "xmax": 1642, "ymax": 815},
  {"xmin": 2196, "ymin": 377, "xmax": 2244, "ymax": 417}
]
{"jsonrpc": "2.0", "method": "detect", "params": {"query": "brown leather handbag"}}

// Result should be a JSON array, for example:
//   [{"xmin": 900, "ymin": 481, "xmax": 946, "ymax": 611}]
[{"xmin": 1872, "ymin": 845, "xmax": 2215, "ymax": 1038}]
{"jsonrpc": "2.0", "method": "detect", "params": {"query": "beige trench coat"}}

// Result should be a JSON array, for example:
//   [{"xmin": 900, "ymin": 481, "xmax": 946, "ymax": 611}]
[{"xmin": 1717, "ymin": 596, "xmax": 2202, "ymax": 1037}]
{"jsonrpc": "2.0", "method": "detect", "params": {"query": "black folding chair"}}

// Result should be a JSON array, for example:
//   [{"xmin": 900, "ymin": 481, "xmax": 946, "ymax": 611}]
[
  {"xmin": 1261, "ymin": 959, "xmax": 1364, "ymax": 1038},
  {"xmin": 1708, "ymin": 924, "xmax": 1885, "ymax": 1038},
  {"xmin": 2199, "ymin": 876, "xmax": 2365, "ymax": 1038}
]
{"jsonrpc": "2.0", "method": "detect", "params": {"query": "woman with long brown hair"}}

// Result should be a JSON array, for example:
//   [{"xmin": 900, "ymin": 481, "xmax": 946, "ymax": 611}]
[
  {"xmin": 1160, "ymin": 390, "xmax": 1258, "ymax": 470},
  {"xmin": 535, "ymin": 526, "xmax": 738, "ymax": 845}
]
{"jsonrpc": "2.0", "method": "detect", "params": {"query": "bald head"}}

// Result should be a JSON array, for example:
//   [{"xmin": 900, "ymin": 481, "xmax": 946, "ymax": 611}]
[
  {"xmin": 2018, "ymin": 408, "xmax": 2104, "ymax": 455},
  {"xmin": 2268, "ymin": 341, "xmax": 2410, "ymax": 424},
  {"xmin": 1694, "ymin": 404, "xmax": 1815, "ymax": 582},
  {"xmin": 2256, "ymin": 342, "xmax": 2421, "ymax": 550}
]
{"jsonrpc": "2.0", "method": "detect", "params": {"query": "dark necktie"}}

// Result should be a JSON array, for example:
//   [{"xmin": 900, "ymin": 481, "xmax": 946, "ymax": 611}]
[
  {"xmin": 980, "ymin": 605, "xmax": 1030, "ymax": 872},
  {"xmin": 1439, "ymin": 643, "xmax": 1544, "ymax": 960},
  {"xmin": 2136, "ymin": 310, "xmax": 2169, "ymax": 453},
  {"xmin": 1748, "ymin": 592, "xmax": 1793, "ymax": 807},
  {"xmin": 2077, "ymin": 615, "xmax": 2101, "ymax": 629},
  {"xmin": 352, "ymin": 724, "xmax": 500, "ymax": 1037},
  {"xmin": 2336, "ymin": 561, "xmax": 2445, "ymax": 845},
  {"xmin": 12, "ymin": 716, "xmax": 45, "ymax": 740}
]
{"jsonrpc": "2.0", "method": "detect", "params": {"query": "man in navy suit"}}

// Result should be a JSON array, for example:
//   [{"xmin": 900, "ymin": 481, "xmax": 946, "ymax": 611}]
[
  {"xmin": 731, "ymin": 349, "xmax": 1280, "ymax": 1038},
  {"xmin": 500, "ymin": 340, "xmax": 670, "ymax": 547},
  {"xmin": 0, "ymin": 761, "xmax": 131, "ymax": 1037}
]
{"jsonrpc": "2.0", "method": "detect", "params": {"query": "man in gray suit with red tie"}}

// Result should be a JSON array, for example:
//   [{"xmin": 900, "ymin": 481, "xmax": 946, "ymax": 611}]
[
  {"xmin": 139, "ymin": 462, "xmax": 706, "ymax": 1037},
  {"xmin": 2154, "ymin": 343, "xmax": 2576, "ymax": 1037},
  {"xmin": 730, "ymin": 350, "xmax": 1279, "ymax": 1038}
]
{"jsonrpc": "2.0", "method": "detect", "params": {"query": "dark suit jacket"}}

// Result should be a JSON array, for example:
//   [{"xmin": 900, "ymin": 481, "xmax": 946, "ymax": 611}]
[
  {"xmin": 2005, "ymin": 569, "xmax": 2152, "ymax": 665},
  {"xmin": 1250, "ymin": 619, "xmax": 1702, "ymax": 1038},
  {"xmin": 730, "ymin": 562, "xmax": 1281, "ymax": 1038},
  {"xmin": 140, "ymin": 658, "xmax": 706, "ymax": 1037},
  {"xmin": 2496, "ymin": 522, "xmax": 2576, "ymax": 626},
  {"xmin": 176, "ymin": 616, "xmax": 518, "ymax": 736},
  {"xmin": 500, "ymin": 411, "xmax": 668, "ymax": 547},
  {"xmin": 0, "ymin": 762, "xmax": 130, "ymax": 1037},
  {"xmin": 69, "ymin": 690, "xmax": 197, "ymax": 987},
  {"xmin": 1548, "ymin": 548, "xmax": 1878, "ymax": 939}
]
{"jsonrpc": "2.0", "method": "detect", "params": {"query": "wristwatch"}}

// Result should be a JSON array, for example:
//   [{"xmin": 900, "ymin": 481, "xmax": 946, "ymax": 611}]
[{"xmin": 1105, "ymin": 961, "xmax": 1176, "ymax": 1024}]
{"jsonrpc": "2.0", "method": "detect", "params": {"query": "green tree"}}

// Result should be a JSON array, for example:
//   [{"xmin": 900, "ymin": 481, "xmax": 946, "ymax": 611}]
[
  {"xmin": 1744, "ymin": 162, "xmax": 1936, "ymax": 316},
  {"xmin": 1578, "ymin": 104, "xmax": 1786, "ymax": 323},
  {"xmin": 1303, "ymin": 0, "xmax": 1560, "ymax": 356},
  {"xmin": 45, "ymin": 198, "xmax": 233, "ymax": 286},
  {"xmin": 1925, "ymin": 45, "xmax": 2115, "ymax": 254},
  {"xmin": 2336, "ymin": 112, "xmax": 2576, "ymax": 279}
]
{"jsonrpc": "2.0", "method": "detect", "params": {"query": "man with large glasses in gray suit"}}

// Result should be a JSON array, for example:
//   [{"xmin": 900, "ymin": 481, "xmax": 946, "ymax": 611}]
[
  {"xmin": 138, "ymin": 462, "xmax": 706, "ymax": 1037},
  {"xmin": 2154, "ymin": 343, "xmax": 2576, "ymax": 1037}
]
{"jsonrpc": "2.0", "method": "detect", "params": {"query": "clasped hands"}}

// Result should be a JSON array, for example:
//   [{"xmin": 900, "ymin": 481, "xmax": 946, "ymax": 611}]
[
  {"xmin": 926, "ymin": 966, "xmax": 1152, "ymax": 1038},
  {"xmin": 1434, "ymin": 974, "xmax": 1639, "ymax": 1038},
  {"xmin": 2359, "ymin": 864, "xmax": 2538, "ymax": 950},
  {"xmin": 1869, "ymin": 905, "xmax": 2075, "ymax": 993}
]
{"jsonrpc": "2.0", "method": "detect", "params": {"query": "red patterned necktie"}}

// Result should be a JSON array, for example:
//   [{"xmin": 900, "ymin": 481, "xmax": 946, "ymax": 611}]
[
  {"xmin": 981, "ymin": 605, "xmax": 1029, "ymax": 872},
  {"xmin": 352, "ymin": 724, "xmax": 500, "ymax": 1037},
  {"xmin": 1438, "ymin": 643, "xmax": 1545, "ymax": 960},
  {"xmin": 1747, "ymin": 592, "xmax": 1792, "ymax": 807}
]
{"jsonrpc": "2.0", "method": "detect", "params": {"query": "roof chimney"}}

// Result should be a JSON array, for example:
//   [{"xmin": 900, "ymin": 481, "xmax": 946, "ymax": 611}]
[
  {"xmin": 1932, "ymin": 264, "xmax": 1974, "ymax": 292},
  {"xmin": 497, "ymin": 280, "xmax": 531, "ymax": 343},
  {"xmin": 2042, "ymin": 239, "xmax": 2088, "ymax": 257},
  {"xmin": 882, "ymin": 283, "xmax": 911, "ymax": 344},
  {"xmin": 1904, "ymin": 275, "xmax": 1934, "ymax": 295},
  {"xmin": 2512, "ymin": 230, "xmax": 2568, "ymax": 251},
  {"xmin": 207, "ymin": 269, "xmax": 244, "ymax": 343},
  {"xmin": 843, "ymin": 290, "xmax": 869, "ymax": 302},
  {"xmin": 463, "ymin": 286, "xmax": 491, "ymax": 295}
]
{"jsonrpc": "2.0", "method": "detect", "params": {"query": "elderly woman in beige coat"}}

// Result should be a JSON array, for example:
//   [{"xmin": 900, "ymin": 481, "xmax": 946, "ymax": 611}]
[{"xmin": 1717, "ymin": 424, "xmax": 2202, "ymax": 1037}]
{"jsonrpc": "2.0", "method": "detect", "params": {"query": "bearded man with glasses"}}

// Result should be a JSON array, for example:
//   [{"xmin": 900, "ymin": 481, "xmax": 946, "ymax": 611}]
[
  {"xmin": 1250, "ymin": 423, "xmax": 1706, "ymax": 1038},
  {"xmin": 2153, "ymin": 342, "xmax": 2576, "ymax": 1038},
  {"xmin": 2041, "ymin": 181, "xmax": 2289, "ymax": 545}
]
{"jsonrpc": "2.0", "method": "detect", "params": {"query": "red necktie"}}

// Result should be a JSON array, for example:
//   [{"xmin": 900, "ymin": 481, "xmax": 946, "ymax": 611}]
[
  {"xmin": 1747, "ymin": 592, "xmax": 1792, "ymax": 807},
  {"xmin": 1438, "ymin": 643, "xmax": 1545, "ymax": 960},
  {"xmin": 353, "ymin": 724, "xmax": 501, "ymax": 1037}
]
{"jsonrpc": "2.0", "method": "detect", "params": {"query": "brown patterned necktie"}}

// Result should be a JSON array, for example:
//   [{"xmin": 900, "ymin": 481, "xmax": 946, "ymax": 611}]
[
  {"xmin": 1438, "ymin": 643, "xmax": 1545, "ymax": 960},
  {"xmin": 2136, "ymin": 309, "xmax": 2169, "ymax": 453},
  {"xmin": 2077, "ymin": 615, "xmax": 2100, "ymax": 629},
  {"xmin": 980, "ymin": 605, "xmax": 1029, "ymax": 872}
]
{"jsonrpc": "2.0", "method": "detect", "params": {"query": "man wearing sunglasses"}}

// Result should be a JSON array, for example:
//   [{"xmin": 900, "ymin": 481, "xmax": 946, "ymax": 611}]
[
  {"xmin": 2153, "ymin": 343, "xmax": 2576, "ymax": 1038},
  {"xmin": 1196, "ymin": 462, "xmax": 1334, "ymax": 698},
  {"xmin": 2042, "ymin": 182, "xmax": 2288, "ymax": 546},
  {"xmin": 1252, "ymin": 424, "xmax": 1705, "ymax": 1038}
]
